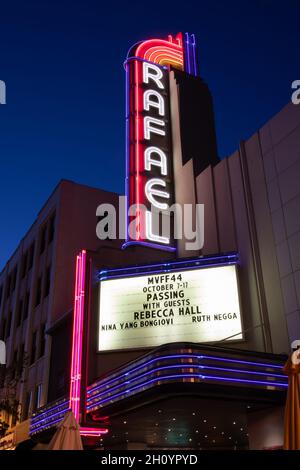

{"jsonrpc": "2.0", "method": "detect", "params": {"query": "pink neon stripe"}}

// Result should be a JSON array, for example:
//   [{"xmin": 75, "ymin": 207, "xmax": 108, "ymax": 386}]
[
  {"xmin": 69, "ymin": 255, "xmax": 80, "ymax": 410},
  {"xmin": 74, "ymin": 255, "xmax": 82, "ymax": 418},
  {"xmin": 80, "ymin": 427, "xmax": 109, "ymax": 437},
  {"xmin": 69, "ymin": 250, "xmax": 86, "ymax": 421}
]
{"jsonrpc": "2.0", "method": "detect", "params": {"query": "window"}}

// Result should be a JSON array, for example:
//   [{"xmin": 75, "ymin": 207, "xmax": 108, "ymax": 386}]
[
  {"xmin": 35, "ymin": 276, "xmax": 42, "ymax": 307},
  {"xmin": 24, "ymin": 391, "xmax": 32, "ymax": 419},
  {"xmin": 28, "ymin": 243, "xmax": 35, "ymax": 271},
  {"xmin": 39, "ymin": 226, "xmax": 47, "ymax": 254},
  {"xmin": 0, "ymin": 318, "xmax": 6, "ymax": 340},
  {"xmin": 12, "ymin": 350, "xmax": 18, "ymax": 379},
  {"xmin": 21, "ymin": 252, "xmax": 28, "ymax": 278},
  {"xmin": 39, "ymin": 323, "xmax": 46, "ymax": 358},
  {"xmin": 44, "ymin": 266, "xmax": 51, "ymax": 298},
  {"xmin": 5, "ymin": 276, "xmax": 11, "ymax": 299},
  {"xmin": 5, "ymin": 311, "xmax": 12, "ymax": 339},
  {"xmin": 48, "ymin": 213, "xmax": 56, "ymax": 243},
  {"xmin": 23, "ymin": 291, "xmax": 30, "ymax": 319},
  {"xmin": 11, "ymin": 267, "xmax": 17, "ymax": 292},
  {"xmin": 16, "ymin": 298, "xmax": 23, "ymax": 327},
  {"xmin": 30, "ymin": 331, "xmax": 37, "ymax": 365},
  {"xmin": 17, "ymin": 344, "xmax": 25, "ymax": 376},
  {"xmin": 34, "ymin": 384, "xmax": 43, "ymax": 410},
  {"xmin": 11, "ymin": 411, "xmax": 17, "ymax": 427}
]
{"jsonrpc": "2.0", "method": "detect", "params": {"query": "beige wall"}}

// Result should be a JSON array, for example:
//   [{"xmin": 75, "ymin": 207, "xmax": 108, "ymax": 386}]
[
  {"xmin": 259, "ymin": 103, "xmax": 300, "ymax": 345},
  {"xmin": 171, "ymin": 96, "xmax": 300, "ymax": 354}
]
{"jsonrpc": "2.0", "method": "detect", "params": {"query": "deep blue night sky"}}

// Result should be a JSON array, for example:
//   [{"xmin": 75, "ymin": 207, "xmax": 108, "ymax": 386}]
[{"xmin": 0, "ymin": 0, "xmax": 299, "ymax": 270}]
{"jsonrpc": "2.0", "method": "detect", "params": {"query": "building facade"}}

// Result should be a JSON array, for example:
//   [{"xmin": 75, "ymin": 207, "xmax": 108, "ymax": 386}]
[
  {"xmin": 0, "ymin": 180, "xmax": 120, "ymax": 448},
  {"xmin": 1, "ymin": 31, "xmax": 300, "ymax": 450}
]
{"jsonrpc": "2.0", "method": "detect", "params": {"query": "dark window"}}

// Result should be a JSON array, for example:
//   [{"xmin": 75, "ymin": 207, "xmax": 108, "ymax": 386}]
[
  {"xmin": 12, "ymin": 350, "xmax": 18, "ymax": 379},
  {"xmin": 44, "ymin": 266, "xmax": 51, "ymax": 298},
  {"xmin": 5, "ymin": 276, "xmax": 11, "ymax": 299},
  {"xmin": 48, "ymin": 213, "xmax": 56, "ymax": 243},
  {"xmin": 24, "ymin": 391, "xmax": 32, "ymax": 419},
  {"xmin": 21, "ymin": 252, "xmax": 28, "ymax": 278},
  {"xmin": 39, "ymin": 226, "xmax": 47, "ymax": 254},
  {"xmin": 16, "ymin": 298, "xmax": 23, "ymax": 327},
  {"xmin": 39, "ymin": 323, "xmax": 46, "ymax": 358},
  {"xmin": 30, "ymin": 331, "xmax": 37, "ymax": 365},
  {"xmin": 5, "ymin": 311, "xmax": 12, "ymax": 339},
  {"xmin": 18, "ymin": 344, "xmax": 25, "ymax": 376},
  {"xmin": 11, "ymin": 267, "xmax": 17, "ymax": 292},
  {"xmin": 11, "ymin": 412, "xmax": 17, "ymax": 427},
  {"xmin": 0, "ymin": 318, "xmax": 6, "ymax": 340},
  {"xmin": 23, "ymin": 291, "xmax": 30, "ymax": 319},
  {"xmin": 33, "ymin": 384, "xmax": 43, "ymax": 410},
  {"xmin": 35, "ymin": 276, "xmax": 42, "ymax": 307},
  {"xmin": 28, "ymin": 243, "xmax": 35, "ymax": 271}
]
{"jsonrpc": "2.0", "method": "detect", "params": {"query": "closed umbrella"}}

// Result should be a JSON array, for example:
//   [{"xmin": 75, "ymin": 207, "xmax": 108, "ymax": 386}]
[
  {"xmin": 48, "ymin": 411, "xmax": 83, "ymax": 450},
  {"xmin": 283, "ymin": 349, "xmax": 300, "ymax": 450}
]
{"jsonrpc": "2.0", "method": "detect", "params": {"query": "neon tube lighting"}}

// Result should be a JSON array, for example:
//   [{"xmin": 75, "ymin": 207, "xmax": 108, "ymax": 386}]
[
  {"xmin": 69, "ymin": 250, "xmax": 86, "ymax": 421},
  {"xmin": 99, "ymin": 261, "xmax": 237, "ymax": 281},
  {"xmin": 121, "ymin": 240, "xmax": 177, "ymax": 253},
  {"xmin": 80, "ymin": 427, "xmax": 109, "ymax": 436},
  {"xmin": 87, "ymin": 352, "xmax": 284, "ymax": 394},
  {"xmin": 30, "ymin": 415, "xmax": 68, "ymax": 434},
  {"xmin": 86, "ymin": 363, "xmax": 286, "ymax": 404},
  {"xmin": 134, "ymin": 37, "xmax": 184, "ymax": 70},
  {"xmin": 30, "ymin": 408, "xmax": 69, "ymax": 429},
  {"xmin": 87, "ymin": 373, "xmax": 287, "ymax": 411},
  {"xmin": 98, "ymin": 253, "xmax": 239, "ymax": 278},
  {"xmin": 31, "ymin": 401, "xmax": 69, "ymax": 421},
  {"xmin": 32, "ymin": 407, "xmax": 69, "ymax": 426}
]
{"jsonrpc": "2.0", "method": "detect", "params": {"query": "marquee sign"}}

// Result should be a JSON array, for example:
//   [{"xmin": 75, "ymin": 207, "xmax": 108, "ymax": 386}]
[
  {"xmin": 98, "ymin": 254, "xmax": 242, "ymax": 351},
  {"xmin": 124, "ymin": 33, "xmax": 198, "ymax": 252}
]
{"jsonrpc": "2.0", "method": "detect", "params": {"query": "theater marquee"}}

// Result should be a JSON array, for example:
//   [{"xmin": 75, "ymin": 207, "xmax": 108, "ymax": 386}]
[{"xmin": 98, "ymin": 262, "xmax": 242, "ymax": 352}]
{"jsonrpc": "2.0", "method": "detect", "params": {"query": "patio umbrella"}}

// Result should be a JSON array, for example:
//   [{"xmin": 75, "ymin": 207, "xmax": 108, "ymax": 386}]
[
  {"xmin": 47, "ymin": 411, "xmax": 83, "ymax": 450},
  {"xmin": 283, "ymin": 349, "xmax": 300, "ymax": 450}
]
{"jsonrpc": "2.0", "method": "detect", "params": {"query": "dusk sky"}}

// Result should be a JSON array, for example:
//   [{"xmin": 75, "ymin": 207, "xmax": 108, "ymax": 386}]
[{"xmin": 0, "ymin": 0, "xmax": 299, "ymax": 270}]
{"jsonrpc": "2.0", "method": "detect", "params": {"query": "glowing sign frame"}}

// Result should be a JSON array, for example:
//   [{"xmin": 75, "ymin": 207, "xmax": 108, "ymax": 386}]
[{"xmin": 123, "ymin": 32, "xmax": 198, "ymax": 252}]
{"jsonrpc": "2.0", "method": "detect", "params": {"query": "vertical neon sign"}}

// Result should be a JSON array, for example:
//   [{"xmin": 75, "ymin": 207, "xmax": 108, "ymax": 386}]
[
  {"xmin": 70, "ymin": 250, "xmax": 109, "ymax": 436},
  {"xmin": 123, "ymin": 33, "xmax": 198, "ymax": 252},
  {"xmin": 69, "ymin": 249, "xmax": 86, "ymax": 421}
]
